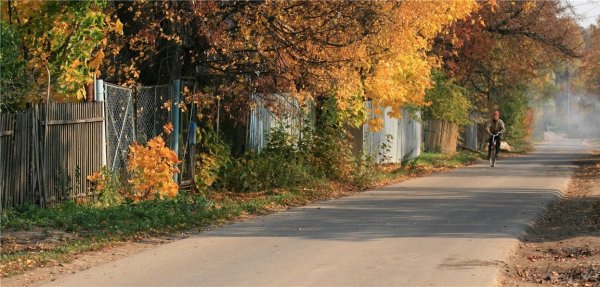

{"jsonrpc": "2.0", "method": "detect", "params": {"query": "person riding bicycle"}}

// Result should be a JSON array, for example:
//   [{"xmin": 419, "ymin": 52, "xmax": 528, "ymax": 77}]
[{"xmin": 486, "ymin": 111, "xmax": 505, "ymax": 160}]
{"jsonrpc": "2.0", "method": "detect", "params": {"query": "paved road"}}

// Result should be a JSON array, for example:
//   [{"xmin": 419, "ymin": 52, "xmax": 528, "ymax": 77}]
[{"xmin": 45, "ymin": 133, "xmax": 590, "ymax": 287}]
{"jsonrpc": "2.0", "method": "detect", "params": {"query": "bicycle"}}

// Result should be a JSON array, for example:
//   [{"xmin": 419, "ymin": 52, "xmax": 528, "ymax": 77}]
[{"xmin": 488, "ymin": 133, "xmax": 500, "ymax": 167}]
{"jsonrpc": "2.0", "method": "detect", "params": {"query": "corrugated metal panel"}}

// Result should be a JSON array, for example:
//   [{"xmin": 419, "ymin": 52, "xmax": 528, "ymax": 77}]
[
  {"xmin": 246, "ymin": 94, "xmax": 310, "ymax": 152},
  {"xmin": 462, "ymin": 123, "xmax": 478, "ymax": 150},
  {"xmin": 400, "ymin": 109, "xmax": 421, "ymax": 159},
  {"xmin": 362, "ymin": 102, "xmax": 421, "ymax": 163}
]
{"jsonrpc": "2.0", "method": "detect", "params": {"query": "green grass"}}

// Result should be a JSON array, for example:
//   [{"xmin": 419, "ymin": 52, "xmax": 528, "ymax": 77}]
[
  {"xmin": 2, "ymin": 194, "xmax": 215, "ymax": 235},
  {"xmin": 415, "ymin": 151, "xmax": 480, "ymax": 166},
  {"xmin": 355, "ymin": 151, "xmax": 480, "ymax": 185}
]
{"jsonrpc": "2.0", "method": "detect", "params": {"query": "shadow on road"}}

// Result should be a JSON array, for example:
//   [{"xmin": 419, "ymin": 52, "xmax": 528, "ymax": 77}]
[
  {"xmin": 207, "ymin": 187, "xmax": 563, "ymax": 241},
  {"xmin": 206, "ymin": 144, "xmax": 595, "ymax": 242}
]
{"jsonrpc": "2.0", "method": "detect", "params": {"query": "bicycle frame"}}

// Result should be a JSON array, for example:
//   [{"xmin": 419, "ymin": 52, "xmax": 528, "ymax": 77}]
[{"xmin": 489, "ymin": 133, "xmax": 499, "ymax": 167}]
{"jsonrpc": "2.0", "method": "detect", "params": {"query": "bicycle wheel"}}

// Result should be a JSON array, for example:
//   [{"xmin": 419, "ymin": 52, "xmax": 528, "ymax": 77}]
[{"xmin": 489, "ymin": 146, "xmax": 496, "ymax": 167}]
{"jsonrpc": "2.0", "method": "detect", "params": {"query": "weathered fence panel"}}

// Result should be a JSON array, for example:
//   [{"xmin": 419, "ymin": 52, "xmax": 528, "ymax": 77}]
[
  {"xmin": 0, "ymin": 113, "xmax": 12, "ymax": 208},
  {"xmin": 423, "ymin": 119, "xmax": 459, "ymax": 153},
  {"xmin": 1, "ymin": 103, "xmax": 104, "ymax": 209},
  {"xmin": 0, "ymin": 110, "xmax": 40, "ymax": 209},
  {"xmin": 42, "ymin": 103, "xmax": 104, "ymax": 204}
]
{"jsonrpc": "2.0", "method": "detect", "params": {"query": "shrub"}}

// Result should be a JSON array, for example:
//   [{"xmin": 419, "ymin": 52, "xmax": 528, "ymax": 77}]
[
  {"xmin": 194, "ymin": 128, "xmax": 231, "ymax": 193},
  {"xmin": 351, "ymin": 153, "xmax": 378, "ymax": 188},
  {"xmin": 126, "ymin": 136, "xmax": 180, "ymax": 201},
  {"xmin": 218, "ymin": 127, "xmax": 313, "ymax": 192},
  {"xmin": 217, "ymin": 96, "xmax": 372, "ymax": 192},
  {"xmin": 87, "ymin": 167, "xmax": 124, "ymax": 207}
]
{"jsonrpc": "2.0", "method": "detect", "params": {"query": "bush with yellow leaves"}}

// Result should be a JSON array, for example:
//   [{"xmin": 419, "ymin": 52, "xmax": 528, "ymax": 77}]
[{"xmin": 126, "ymin": 136, "xmax": 180, "ymax": 202}]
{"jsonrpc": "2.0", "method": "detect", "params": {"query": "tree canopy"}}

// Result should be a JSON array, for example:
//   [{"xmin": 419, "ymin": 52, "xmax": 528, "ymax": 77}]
[{"xmin": 1, "ymin": 0, "xmax": 593, "ymax": 135}]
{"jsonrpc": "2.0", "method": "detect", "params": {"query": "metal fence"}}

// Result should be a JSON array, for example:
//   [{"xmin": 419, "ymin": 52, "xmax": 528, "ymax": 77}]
[
  {"xmin": 462, "ymin": 123, "xmax": 478, "ymax": 150},
  {"xmin": 359, "ymin": 104, "xmax": 422, "ymax": 163},
  {"xmin": 0, "ymin": 103, "xmax": 104, "ymax": 209},
  {"xmin": 136, "ymin": 85, "xmax": 170, "ymax": 144},
  {"xmin": 103, "ymin": 81, "xmax": 193, "ymax": 185},
  {"xmin": 104, "ymin": 83, "xmax": 135, "ymax": 170},
  {"xmin": 246, "ymin": 94, "xmax": 312, "ymax": 152},
  {"xmin": 246, "ymin": 98, "xmax": 421, "ymax": 162},
  {"xmin": 178, "ymin": 81, "xmax": 198, "ymax": 185}
]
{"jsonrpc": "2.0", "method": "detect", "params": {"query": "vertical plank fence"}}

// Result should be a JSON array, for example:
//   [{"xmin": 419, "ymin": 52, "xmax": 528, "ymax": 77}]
[
  {"xmin": 0, "ymin": 103, "xmax": 104, "ymax": 210},
  {"xmin": 423, "ymin": 119, "xmax": 459, "ymax": 154},
  {"xmin": 0, "ymin": 110, "xmax": 40, "ymax": 209},
  {"xmin": 42, "ymin": 103, "xmax": 105, "ymax": 205}
]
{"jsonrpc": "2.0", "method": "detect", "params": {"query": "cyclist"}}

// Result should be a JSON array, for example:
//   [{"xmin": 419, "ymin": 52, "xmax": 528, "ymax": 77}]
[{"xmin": 486, "ymin": 111, "xmax": 505, "ymax": 160}]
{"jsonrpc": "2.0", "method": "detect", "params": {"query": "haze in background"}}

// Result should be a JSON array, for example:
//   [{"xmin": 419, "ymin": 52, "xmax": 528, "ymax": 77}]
[{"xmin": 566, "ymin": 0, "xmax": 600, "ymax": 27}]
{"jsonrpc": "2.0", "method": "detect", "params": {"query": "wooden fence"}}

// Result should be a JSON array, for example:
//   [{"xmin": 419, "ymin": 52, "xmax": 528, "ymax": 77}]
[
  {"xmin": 0, "ymin": 103, "xmax": 104, "ymax": 209},
  {"xmin": 0, "ymin": 109, "xmax": 41, "ymax": 209},
  {"xmin": 42, "ymin": 103, "xmax": 104, "ymax": 205},
  {"xmin": 423, "ymin": 119, "xmax": 459, "ymax": 153}
]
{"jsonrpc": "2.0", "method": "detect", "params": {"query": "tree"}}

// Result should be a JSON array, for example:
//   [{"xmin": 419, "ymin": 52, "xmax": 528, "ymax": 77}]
[
  {"xmin": 580, "ymin": 22, "xmax": 600, "ymax": 97},
  {"xmin": 1, "ymin": 0, "xmax": 116, "ymax": 102},
  {"xmin": 433, "ymin": 0, "xmax": 583, "ymax": 114},
  {"xmin": 0, "ymin": 19, "xmax": 28, "ymax": 111},
  {"xmin": 422, "ymin": 70, "xmax": 471, "ymax": 125},
  {"xmin": 102, "ymin": 0, "xmax": 476, "ymax": 128}
]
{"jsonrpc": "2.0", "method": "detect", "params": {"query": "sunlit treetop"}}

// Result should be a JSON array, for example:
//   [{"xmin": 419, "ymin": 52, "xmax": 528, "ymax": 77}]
[{"xmin": 1, "ymin": 0, "xmax": 119, "ymax": 101}]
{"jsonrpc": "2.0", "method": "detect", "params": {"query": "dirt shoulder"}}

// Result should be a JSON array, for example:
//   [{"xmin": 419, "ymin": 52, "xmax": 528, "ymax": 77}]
[
  {"xmin": 0, "ymin": 235, "xmax": 188, "ymax": 287},
  {"xmin": 499, "ymin": 147, "xmax": 600, "ymax": 286}
]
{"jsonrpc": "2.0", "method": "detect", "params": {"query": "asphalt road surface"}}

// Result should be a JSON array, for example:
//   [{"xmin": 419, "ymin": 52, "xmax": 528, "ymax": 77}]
[{"xmin": 44, "ymin": 132, "xmax": 590, "ymax": 287}]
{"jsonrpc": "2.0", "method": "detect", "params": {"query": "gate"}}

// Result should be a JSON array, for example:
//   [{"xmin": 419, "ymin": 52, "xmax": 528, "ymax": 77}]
[
  {"xmin": 104, "ymin": 83, "xmax": 135, "ymax": 170},
  {"xmin": 102, "ymin": 81, "xmax": 198, "ymax": 187},
  {"xmin": 136, "ymin": 85, "xmax": 171, "ymax": 143}
]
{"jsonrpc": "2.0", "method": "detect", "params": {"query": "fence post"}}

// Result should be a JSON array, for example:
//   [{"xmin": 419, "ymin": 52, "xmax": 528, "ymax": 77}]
[
  {"xmin": 171, "ymin": 79, "xmax": 181, "ymax": 182},
  {"xmin": 96, "ymin": 79, "xmax": 107, "ymax": 167}
]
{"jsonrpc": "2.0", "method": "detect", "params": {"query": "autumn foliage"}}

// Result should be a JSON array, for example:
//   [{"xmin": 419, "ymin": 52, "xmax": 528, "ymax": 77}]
[
  {"xmin": 0, "ymin": 0, "xmax": 122, "ymax": 101},
  {"xmin": 433, "ymin": 0, "xmax": 583, "ymax": 111},
  {"xmin": 581, "ymin": 23, "xmax": 600, "ymax": 96},
  {"xmin": 126, "ymin": 136, "xmax": 180, "ymax": 202},
  {"xmin": 100, "ymin": 0, "xmax": 478, "ymax": 129}
]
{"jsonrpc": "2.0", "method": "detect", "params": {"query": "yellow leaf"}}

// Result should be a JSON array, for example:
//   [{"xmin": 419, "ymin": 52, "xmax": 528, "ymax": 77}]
[
  {"xmin": 88, "ymin": 50, "xmax": 105, "ymax": 70},
  {"xmin": 76, "ymin": 88, "xmax": 86, "ymax": 100},
  {"xmin": 114, "ymin": 19, "xmax": 124, "ymax": 35}
]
